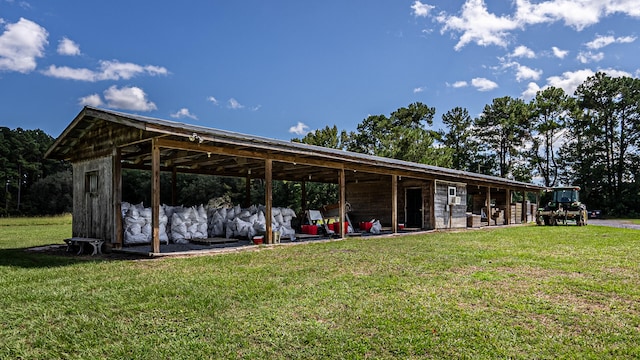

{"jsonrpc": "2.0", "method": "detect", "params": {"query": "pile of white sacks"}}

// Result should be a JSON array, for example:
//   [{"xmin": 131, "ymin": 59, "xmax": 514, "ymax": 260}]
[
  {"xmin": 207, "ymin": 204, "xmax": 296, "ymax": 241},
  {"xmin": 121, "ymin": 201, "xmax": 296, "ymax": 245},
  {"xmin": 121, "ymin": 202, "xmax": 170, "ymax": 245}
]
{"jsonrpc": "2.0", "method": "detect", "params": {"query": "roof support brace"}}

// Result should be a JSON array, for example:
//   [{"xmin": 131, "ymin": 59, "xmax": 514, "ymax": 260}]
[
  {"xmin": 339, "ymin": 168, "xmax": 345, "ymax": 238},
  {"xmin": 391, "ymin": 175, "xmax": 398, "ymax": 233},
  {"xmin": 265, "ymin": 159, "xmax": 273, "ymax": 244},
  {"xmin": 151, "ymin": 138, "xmax": 161, "ymax": 254}
]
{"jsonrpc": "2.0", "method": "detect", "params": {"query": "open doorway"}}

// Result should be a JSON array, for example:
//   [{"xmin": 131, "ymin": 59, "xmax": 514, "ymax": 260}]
[{"xmin": 405, "ymin": 188, "xmax": 423, "ymax": 228}]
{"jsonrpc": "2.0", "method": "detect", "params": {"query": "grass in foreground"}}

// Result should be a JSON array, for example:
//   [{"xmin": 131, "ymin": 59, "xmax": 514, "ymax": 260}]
[{"xmin": 1, "ymin": 221, "xmax": 639, "ymax": 359}]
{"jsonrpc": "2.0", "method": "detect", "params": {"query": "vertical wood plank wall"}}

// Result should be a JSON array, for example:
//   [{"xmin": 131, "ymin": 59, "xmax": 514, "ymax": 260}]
[
  {"xmin": 433, "ymin": 181, "xmax": 467, "ymax": 229},
  {"xmin": 347, "ymin": 178, "xmax": 435, "ymax": 230},
  {"xmin": 72, "ymin": 156, "xmax": 114, "ymax": 242}
]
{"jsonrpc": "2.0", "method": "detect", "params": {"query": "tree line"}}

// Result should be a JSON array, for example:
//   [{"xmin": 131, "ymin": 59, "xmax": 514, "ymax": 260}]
[
  {"xmin": 294, "ymin": 72, "xmax": 640, "ymax": 216},
  {"xmin": 2, "ymin": 72, "xmax": 638, "ymax": 217}
]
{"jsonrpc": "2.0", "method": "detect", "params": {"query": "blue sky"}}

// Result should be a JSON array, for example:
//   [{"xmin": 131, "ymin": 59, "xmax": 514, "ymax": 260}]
[{"xmin": 1, "ymin": 0, "xmax": 639, "ymax": 141}]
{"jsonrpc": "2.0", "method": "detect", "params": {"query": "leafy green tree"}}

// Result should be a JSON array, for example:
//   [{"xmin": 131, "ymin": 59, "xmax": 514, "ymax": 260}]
[
  {"xmin": 527, "ymin": 87, "xmax": 574, "ymax": 187},
  {"xmin": 474, "ymin": 96, "xmax": 530, "ymax": 178},
  {"xmin": 440, "ymin": 107, "xmax": 480, "ymax": 172},
  {"xmin": 291, "ymin": 125, "xmax": 348, "ymax": 149},
  {"xmin": 564, "ymin": 72, "xmax": 640, "ymax": 214},
  {"xmin": 25, "ymin": 170, "xmax": 73, "ymax": 215},
  {"xmin": 0, "ymin": 127, "xmax": 70, "ymax": 215},
  {"xmin": 346, "ymin": 102, "xmax": 451, "ymax": 166}
]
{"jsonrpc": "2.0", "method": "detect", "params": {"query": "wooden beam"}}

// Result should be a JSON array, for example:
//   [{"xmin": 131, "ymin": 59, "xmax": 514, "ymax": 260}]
[
  {"xmin": 429, "ymin": 181, "xmax": 435, "ymax": 229},
  {"xmin": 391, "ymin": 175, "xmax": 398, "ymax": 233},
  {"xmin": 113, "ymin": 147, "xmax": 123, "ymax": 249},
  {"xmin": 151, "ymin": 138, "xmax": 161, "ymax": 254},
  {"xmin": 522, "ymin": 191, "xmax": 527, "ymax": 223},
  {"xmin": 339, "ymin": 167, "xmax": 346, "ymax": 238},
  {"xmin": 505, "ymin": 188, "xmax": 511, "ymax": 225},
  {"xmin": 486, "ymin": 186, "xmax": 492, "ymax": 226},
  {"xmin": 265, "ymin": 159, "xmax": 273, "ymax": 244}
]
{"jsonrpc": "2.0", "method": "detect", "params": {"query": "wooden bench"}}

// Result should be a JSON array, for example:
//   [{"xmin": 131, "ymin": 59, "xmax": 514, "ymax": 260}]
[{"xmin": 64, "ymin": 237, "xmax": 104, "ymax": 256}]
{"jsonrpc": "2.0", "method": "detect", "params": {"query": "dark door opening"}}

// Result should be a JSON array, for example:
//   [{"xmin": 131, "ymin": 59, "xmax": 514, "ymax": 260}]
[
  {"xmin": 406, "ymin": 188, "xmax": 423, "ymax": 228},
  {"xmin": 85, "ymin": 171, "xmax": 99, "ymax": 238}
]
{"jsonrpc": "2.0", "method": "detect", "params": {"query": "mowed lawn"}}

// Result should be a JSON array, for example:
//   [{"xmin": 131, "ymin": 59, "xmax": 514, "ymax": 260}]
[{"xmin": 1, "ymin": 218, "xmax": 639, "ymax": 359}]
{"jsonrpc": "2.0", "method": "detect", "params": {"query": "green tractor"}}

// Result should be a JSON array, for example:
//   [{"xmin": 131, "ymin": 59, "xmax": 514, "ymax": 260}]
[{"xmin": 536, "ymin": 186, "xmax": 588, "ymax": 226}]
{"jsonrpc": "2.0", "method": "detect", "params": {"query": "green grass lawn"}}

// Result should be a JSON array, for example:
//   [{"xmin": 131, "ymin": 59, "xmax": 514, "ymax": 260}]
[{"xmin": 1, "ymin": 219, "xmax": 639, "ymax": 359}]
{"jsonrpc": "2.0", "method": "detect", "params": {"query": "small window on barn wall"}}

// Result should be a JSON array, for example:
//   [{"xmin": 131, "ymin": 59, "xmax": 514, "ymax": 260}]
[{"xmin": 85, "ymin": 171, "xmax": 98, "ymax": 196}]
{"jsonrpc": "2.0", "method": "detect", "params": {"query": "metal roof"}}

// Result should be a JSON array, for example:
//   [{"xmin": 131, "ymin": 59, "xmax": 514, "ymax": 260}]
[{"xmin": 46, "ymin": 106, "xmax": 544, "ymax": 191}]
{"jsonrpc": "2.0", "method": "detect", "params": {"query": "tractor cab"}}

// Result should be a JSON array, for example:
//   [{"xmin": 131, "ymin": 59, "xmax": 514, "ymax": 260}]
[
  {"xmin": 537, "ymin": 186, "xmax": 587, "ymax": 226},
  {"xmin": 552, "ymin": 187, "xmax": 580, "ymax": 205}
]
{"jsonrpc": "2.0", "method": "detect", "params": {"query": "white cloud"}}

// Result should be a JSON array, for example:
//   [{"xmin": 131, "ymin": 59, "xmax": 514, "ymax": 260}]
[
  {"xmin": 515, "ymin": 64, "xmax": 542, "ymax": 81},
  {"xmin": 411, "ymin": 1, "xmax": 435, "ymax": 17},
  {"xmin": 511, "ymin": 45, "xmax": 535, "ymax": 58},
  {"xmin": 500, "ymin": 59, "xmax": 542, "ymax": 81},
  {"xmin": 289, "ymin": 122, "xmax": 310, "ymax": 135},
  {"xmin": 227, "ymin": 98, "xmax": 244, "ymax": 109},
  {"xmin": 577, "ymin": 51, "xmax": 604, "ymax": 63},
  {"xmin": 546, "ymin": 69, "xmax": 595, "ymax": 95},
  {"xmin": 551, "ymin": 46, "xmax": 568, "ymax": 59},
  {"xmin": 103, "ymin": 85, "xmax": 157, "ymax": 111},
  {"xmin": 42, "ymin": 60, "xmax": 168, "ymax": 81},
  {"xmin": 544, "ymin": 68, "xmax": 632, "ymax": 95},
  {"xmin": 423, "ymin": 0, "xmax": 640, "ymax": 50},
  {"xmin": 521, "ymin": 82, "xmax": 541, "ymax": 100},
  {"xmin": 207, "ymin": 96, "xmax": 219, "ymax": 105},
  {"xmin": 78, "ymin": 93, "xmax": 103, "ymax": 107},
  {"xmin": 515, "ymin": 0, "xmax": 604, "ymax": 30},
  {"xmin": 171, "ymin": 108, "xmax": 197, "ymax": 120},
  {"xmin": 43, "ymin": 65, "xmax": 95, "ymax": 81},
  {"xmin": 0, "ymin": 17, "xmax": 48, "ymax": 73},
  {"xmin": 585, "ymin": 34, "xmax": 636, "ymax": 49},
  {"xmin": 437, "ymin": 0, "xmax": 519, "ymax": 50},
  {"xmin": 450, "ymin": 80, "xmax": 468, "ymax": 88},
  {"xmin": 471, "ymin": 77, "xmax": 498, "ymax": 91},
  {"xmin": 57, "ymin": 37, "xmax": 80, "ymax": 56},
  {"xmin": 413, "ymin": 86, "xmax": 425, "ymax": 93}
]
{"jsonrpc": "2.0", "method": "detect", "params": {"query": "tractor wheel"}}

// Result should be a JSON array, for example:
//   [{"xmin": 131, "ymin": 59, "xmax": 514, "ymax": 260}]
[{"xmin": 543, "ymin": 216, "xmax": 550, "ymax": 226}]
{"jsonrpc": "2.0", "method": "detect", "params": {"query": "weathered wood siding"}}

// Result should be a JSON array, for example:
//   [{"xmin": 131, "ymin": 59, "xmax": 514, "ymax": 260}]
[
  {"xmin": 346, "ymin": 179, "xmax": 393, "ymax": 226},
  {"xmin": 434, "ymin": 181, "xmax": 467, "ymax": 229},
  {"xmin": 72, "ymin": 156, "xmax": 114, "ymax": 242},
  {"xmin": 346, "ymin": 178, "xmax": 435, "ymax": 230},
  {"xmin": 397, "ymin": 179, "xmax": 433, "ymax": 230}
]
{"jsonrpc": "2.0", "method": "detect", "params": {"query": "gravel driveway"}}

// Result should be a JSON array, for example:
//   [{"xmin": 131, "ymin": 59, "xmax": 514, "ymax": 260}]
[{"xmin": 588, "ymin": 219, "xmax": 640, "ymax": 230}]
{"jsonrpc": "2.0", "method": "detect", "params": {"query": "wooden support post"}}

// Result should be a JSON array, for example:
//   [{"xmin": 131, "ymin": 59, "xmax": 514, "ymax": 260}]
[
  {"xmin": 171, "ymin": 167, "xmax": 177, "ymax": 206},
  {"xmin": 265, "ymin": 159, "xmax": 273, "ymax": 244},
  {"xmin": 151, "ymin": 138, "xmax": 161, "ymax": 254},
  {"xmin": 339, "ymin": 167, "xmax": 346, "ymax": 238},
  {"xmin": 113, "ymin": 148, "xmax": 123, "ymax": 249},
  {"xmin": 522, "ymin": 191, "xmax": 527, "ymax": 223},
  {"xmin": 505, "ymin": 188, "xmax": 511, "ymax": 225},
  {"xmin": 429, "ymin": 180, "xmax": 436, "ymax": 229},
  {"xmin": 486, "ymin": 186, "xmax": 492, "ymax": 226},
  {"xmin": 391, "ymin": 175, "xmax": 398, "ymax": 233},
  {"xmin": 301, "ymin": 180, "xmax": 307, "ymax": 212}
]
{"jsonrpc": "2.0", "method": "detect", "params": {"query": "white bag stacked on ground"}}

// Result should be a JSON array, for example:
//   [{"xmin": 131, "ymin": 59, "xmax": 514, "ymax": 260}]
[
  {"xmin": 169, "ymin": 205, "xmax": 208, "ymax": 244},
  {"xmin": 205, "ymin": 202, "xmax": 296, "ymax": 240},
  {"xmin": 121, "ymin": 202, "xmax": 169, "ymax": 245}
]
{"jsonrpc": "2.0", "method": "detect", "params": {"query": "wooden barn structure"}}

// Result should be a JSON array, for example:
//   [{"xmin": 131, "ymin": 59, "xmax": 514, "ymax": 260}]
[{"xmin": 46, "ymin": 107, "xmax": 544, "ymax": 255}]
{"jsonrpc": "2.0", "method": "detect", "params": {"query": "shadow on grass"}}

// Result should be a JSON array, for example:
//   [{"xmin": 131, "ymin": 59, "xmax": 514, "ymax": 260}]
[{"xmin": 0, "ymin": 245, "xmax": 147, "ymax": 269}]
